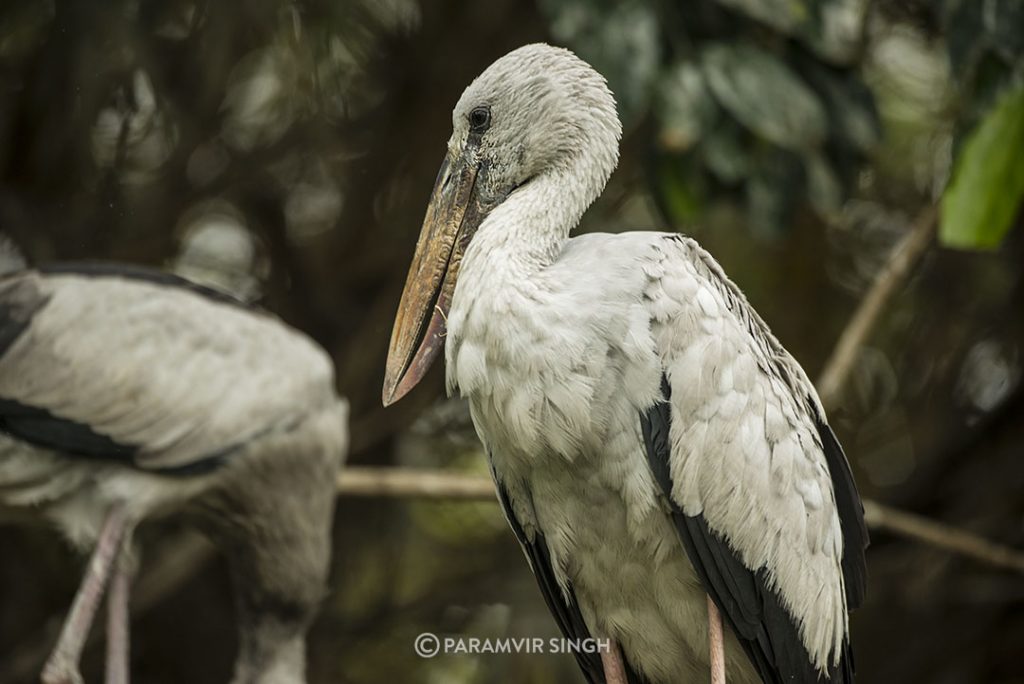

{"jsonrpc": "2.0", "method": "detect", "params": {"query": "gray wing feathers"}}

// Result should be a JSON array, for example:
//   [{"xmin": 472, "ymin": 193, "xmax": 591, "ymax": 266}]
[
  {"xmin": 644, "ymin": 235, "xmax": 855, "ymax": 673},
  {"xmin": 0, "ymin": 271, "xmax": 336, "ymax": 471}
]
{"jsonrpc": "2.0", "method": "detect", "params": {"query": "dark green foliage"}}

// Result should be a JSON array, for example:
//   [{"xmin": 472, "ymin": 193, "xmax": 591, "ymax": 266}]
[{"xmin": 539, "ymin": 0, "xmax": 880, "ymax": 235}]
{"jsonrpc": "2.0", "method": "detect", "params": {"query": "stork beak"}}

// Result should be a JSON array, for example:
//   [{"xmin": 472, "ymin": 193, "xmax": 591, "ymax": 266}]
[{"xmin": 382, "ymin": 149, "xmax": 486, "ymax": 406}]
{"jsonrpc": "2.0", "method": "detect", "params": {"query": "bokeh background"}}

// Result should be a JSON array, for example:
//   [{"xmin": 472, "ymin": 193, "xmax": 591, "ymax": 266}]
[{"xmin": 1, "ymin": 0, "xmax": 1023, "ymax": 682}]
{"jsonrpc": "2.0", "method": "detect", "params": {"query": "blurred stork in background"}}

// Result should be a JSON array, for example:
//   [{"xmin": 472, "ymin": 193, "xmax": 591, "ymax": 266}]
[
  {"xmin": 384, "ymin": 45, "xmax": 867, "ymax": 684},
  {"xmin": 0, "ymin": 238, "xmax": 348, "ymax": 684}
]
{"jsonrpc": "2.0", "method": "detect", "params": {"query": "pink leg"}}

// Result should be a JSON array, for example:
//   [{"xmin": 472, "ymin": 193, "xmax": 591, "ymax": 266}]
[
  {"xmin": 41, "ymin": 505, "xmax": 130, "ymax": 684},
  {"xmin": 708, "ymin": 594, "xmax": 726, "ymax": 684},
  {"xmin": 600, "ymin": 640, "xmax": 629, "ymax": 684},
  {"xmin": 105, "ymin": 545, "xmax": 133, "ymax": 684}
]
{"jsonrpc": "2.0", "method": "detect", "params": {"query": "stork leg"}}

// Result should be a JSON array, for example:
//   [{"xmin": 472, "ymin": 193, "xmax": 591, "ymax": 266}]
[
  {"xmin": 105, "ymin": 542, "xmax": 135, "ymax": 684},
  {"xmin": 600, "ymin": 640, "xmax": 629, "ymax": 684},
  {"xmin": 707, "ymin": 594, "xmax": 726, "ymax": 684},
  {"xmin": 41, "ymin": 504, "xmax": 130, "ymax": 684}
]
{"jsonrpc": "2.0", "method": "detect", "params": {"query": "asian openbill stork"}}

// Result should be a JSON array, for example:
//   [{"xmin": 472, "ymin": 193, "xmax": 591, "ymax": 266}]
[
  {"xmin": 0, "ymin": 246, "xmax": 348, "ymax": 684},
  {"xmin": 383, "ymin": 44, "xmax": 868, "ymax": 684}
]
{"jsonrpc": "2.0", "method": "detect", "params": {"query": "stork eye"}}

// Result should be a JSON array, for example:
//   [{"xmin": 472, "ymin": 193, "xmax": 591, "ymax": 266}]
[{"xmin": 468, "ymin": 106, "xmax": 491, "ymax": 133}]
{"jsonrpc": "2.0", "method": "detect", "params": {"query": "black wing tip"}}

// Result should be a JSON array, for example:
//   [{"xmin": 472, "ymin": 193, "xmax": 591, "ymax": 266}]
[{"xmin": 812, "ymin": 410, "xmax": 869, "ymax": 610}]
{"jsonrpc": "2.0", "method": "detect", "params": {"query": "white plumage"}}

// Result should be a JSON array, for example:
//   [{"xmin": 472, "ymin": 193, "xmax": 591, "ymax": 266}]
[
  {"xmin": 385, "ymin": 44, "xmax": 866, "ymax": 684},
  {"xmin": 0, "ymin": 262, "xmax": 348, "ymax": 684},
  {"xmin": 1, "ymin": 271, "xmax": 338, "ymax": 471}
]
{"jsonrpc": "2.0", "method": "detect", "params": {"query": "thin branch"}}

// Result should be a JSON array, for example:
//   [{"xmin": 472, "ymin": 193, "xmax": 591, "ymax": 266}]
[
  {"xmin": 862, "ymin": 500, "xmax": 1024, "ymax": 573},
  {"xmin": 338, "ymin": 466, "xmax": 495, "ymax": 500},
  {"xmin": 337, "ymin": 466, "xmax": 1024, "ymax": 574},
  {"xmin": 817, "ymin": 205, "xmax": 938, "ymax": 410}
]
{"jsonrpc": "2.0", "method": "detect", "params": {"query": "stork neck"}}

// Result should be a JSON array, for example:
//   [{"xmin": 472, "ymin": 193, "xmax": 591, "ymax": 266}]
[{"xmin": 471, "ymin": 163, "xmax": 597, "ymax": 272}]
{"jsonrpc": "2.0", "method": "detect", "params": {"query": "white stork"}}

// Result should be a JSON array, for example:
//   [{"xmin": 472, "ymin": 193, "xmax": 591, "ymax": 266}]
[
  {"xmin": 383, "ymin": 44, "xmax": 867, "ymax": 684},
  {"xmin": 0, "ymin": 245, "xmax": 348, "ymax": 684}
]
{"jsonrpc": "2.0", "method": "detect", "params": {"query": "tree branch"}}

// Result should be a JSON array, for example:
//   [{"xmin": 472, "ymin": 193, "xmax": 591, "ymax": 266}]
[
  {"xmin": 817, "ymin": 205, "xmax": 938, "ymax": 409},
  {"xmin": 338, "ymin": 465, "xmax": 496, "ymax": 500},
  {"xmin": 862, "ymin": 500, "xmax": 1024, "ymax": 573},
  {"xmin": 337, "ymin": 466, "xmax": 1024, "ymax": 574}
]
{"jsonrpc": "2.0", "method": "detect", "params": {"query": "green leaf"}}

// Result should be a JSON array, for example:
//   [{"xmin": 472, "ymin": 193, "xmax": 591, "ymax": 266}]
[{"xmin": 940, "ymin": 86, "xmax": 1024, "ymax": 250}]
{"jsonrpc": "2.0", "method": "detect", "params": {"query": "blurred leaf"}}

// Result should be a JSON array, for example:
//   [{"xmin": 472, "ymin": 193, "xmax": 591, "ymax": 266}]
[
  {"xmin": 806, "ymin": 151, "xmax": 842, "ymax": 214},
  {"xmin": 940, "ymin": 86, "xmax": 1024, "ymax": 250},
  {"xmin": 988, "ymin": 0, "xmax": 1024, "ymax": 60},
  {"xmin": 808, "ymin": 0, "xmax": 870, "ymax": 63},
  {"xmin": 702, "ymin": 43, "xmax": 828, "ymax": 150},
  {"xmin": 944, "ymin": 0, "xmax": 1024, "ymax": 79},
  {"xmin": 656, "ymin": 61, "xmax": 718, "ymax": 151},
  {"xmin": 702, "ymin": 118, "xmax": 751, "ymax": 183},
  {"xmin": 714, "ymin": 0, "xmax": 868, "ymax": 64},
  {"xmin": 746, "ymin": 148, "xmax": 804, "ymax": 235},
  {"xmin": 714, "ymin": 0, "xmax": 813, "ymax": 35},
  {"xmin": 798, "ymin": 59, "xmax": 880, "ymax": 152},
  {"xmin": 944, "ymin": 0, "xmax": 989, "ymax": 80},
  {"xmin": 222, "ymin": 46, "xmax": 301, "ymax": 150}
]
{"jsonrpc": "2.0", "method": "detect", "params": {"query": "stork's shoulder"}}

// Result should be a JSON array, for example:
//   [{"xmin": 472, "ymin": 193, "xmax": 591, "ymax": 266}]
[
  {"xmin": 559, "ymin": 230, "xmax": 674, "ymax": 266},
  {"xmin": 640, "ymin": 233, "xmax": 823, "ymax": 405},
  {"xmin": 559, "ymin": 231, "xmax": 741, "ymax": 326},
  {"xmin": 549, "ymin": 230, "xmax": 685, "ymax": 302}
]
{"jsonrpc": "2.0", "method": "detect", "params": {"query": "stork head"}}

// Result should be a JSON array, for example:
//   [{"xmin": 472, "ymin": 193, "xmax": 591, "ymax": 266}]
[{"xmin": 383, "ymin": 43, "xmax": 621, "ymax": 406}]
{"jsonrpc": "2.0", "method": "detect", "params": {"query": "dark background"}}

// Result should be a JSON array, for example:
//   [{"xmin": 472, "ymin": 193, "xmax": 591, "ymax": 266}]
[{"xmin": 1, "ymin": 0, "xmax": 1022, "ymax": 682}]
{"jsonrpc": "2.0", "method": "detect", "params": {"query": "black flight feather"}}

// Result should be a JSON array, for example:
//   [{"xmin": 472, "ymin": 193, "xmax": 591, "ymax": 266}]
[
  {"xmin": 812, "ymin": 409, "xmax": 869, "ymax": 610},
  {"xmin": 641, "ymin": 374, "xmax": 856, "ymax": 683}
]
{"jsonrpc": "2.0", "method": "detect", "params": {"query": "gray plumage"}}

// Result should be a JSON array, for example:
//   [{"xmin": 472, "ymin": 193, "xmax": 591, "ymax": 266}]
[
  {"xmin": 390, "ymin": 44, "xmax": 867, "ymax": 684},
  {"xmin": 0, "ymin": 261, "xmax": 348, "ymax": 684}
]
